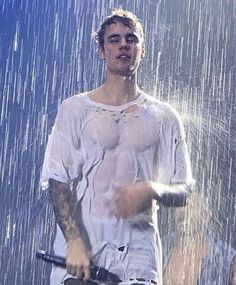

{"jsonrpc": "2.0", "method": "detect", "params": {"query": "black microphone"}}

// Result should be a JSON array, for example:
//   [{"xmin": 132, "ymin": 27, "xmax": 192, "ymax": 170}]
[
  {"xmin": 36, "ymin": 250, "xmax": 121, "ymax": 283},
  {"xmin": 36, "ymin": 250, "xmax": 66, "ymax": 267}
]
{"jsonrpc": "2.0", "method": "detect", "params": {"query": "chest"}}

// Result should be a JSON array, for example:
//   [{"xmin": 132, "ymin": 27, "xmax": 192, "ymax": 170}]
[{"xmin": 81, "ymin": 107, "xmax": 161, "ymax": 152}]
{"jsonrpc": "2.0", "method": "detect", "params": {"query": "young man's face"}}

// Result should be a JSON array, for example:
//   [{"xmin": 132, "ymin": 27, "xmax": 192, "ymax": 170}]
[{"xmin": 100, "ymin": 21, "xmax": 144, "ymax": 77}]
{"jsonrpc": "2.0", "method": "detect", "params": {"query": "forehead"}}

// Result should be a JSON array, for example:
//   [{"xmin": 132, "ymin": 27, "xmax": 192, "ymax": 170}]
[{"xmin": 104, "ymin": 21, "xmax": 142, "ymax": 38}]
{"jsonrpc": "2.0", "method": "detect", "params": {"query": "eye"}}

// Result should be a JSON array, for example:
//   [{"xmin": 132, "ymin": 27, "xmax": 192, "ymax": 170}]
[
  {"xmin": 127, "ymin": 38, "xmax": 135, "ymax": 43},
  {"xmin": 109, "ymin": 37, "xmax": 119, "ymax": 43},
  {"xmin": 126, "ymin": 36, "xmax": 138, "ymax": 44}
]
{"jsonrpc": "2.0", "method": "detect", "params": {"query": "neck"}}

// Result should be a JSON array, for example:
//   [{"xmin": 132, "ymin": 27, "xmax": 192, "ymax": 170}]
[{"xmin": 101, "ymin": 72, "xmax": 141, "ymax": 105}]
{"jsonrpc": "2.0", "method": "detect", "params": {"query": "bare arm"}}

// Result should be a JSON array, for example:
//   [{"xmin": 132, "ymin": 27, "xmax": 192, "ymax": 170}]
[
  {"xmin": 163, "ymin": 192, "xmax": 210, "ymax": 285},
  {"xmin": 49, "ymin": 178, "xmax": 81, "ymax": 241},
  {"xmin": 163, "ymin": 234, "xmax": 208, "ymax": 285},
  {"xmin": 48, "ymin": 178, "xmax": 90, "ymax": 280},
  {"xmin": 229, "ymin": 256, "xmax": 236, "ymax": 285}
]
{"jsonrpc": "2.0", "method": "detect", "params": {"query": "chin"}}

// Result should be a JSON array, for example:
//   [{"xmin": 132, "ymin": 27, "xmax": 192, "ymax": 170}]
[
  {"xmin": 108, "ymin": 64, "xmax": 138, "ymax": 77},
  {"xmin": 115, "ymin": 67, "xmax": 137, "ymax": 77},
  {"xmin": 118, "ymin": 71, "xmax": 134, "ymax": 77}
]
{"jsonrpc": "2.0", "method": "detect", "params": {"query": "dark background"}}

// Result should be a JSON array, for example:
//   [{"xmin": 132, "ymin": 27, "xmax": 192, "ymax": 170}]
[{"xmin": 0, "ymin": 0, "xmax": 235, "ymax": 284}]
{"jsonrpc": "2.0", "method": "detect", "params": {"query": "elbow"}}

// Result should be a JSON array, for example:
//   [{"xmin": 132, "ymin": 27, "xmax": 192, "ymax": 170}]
[{"xmin": 48, "ymin": 178, "xmax": 70, "ymax": 197}]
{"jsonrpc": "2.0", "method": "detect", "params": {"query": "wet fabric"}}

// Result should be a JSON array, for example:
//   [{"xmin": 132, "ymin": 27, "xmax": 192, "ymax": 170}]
[{"xmin": 41, "ymin": 92, "xmax": 193, "ymax": 285}]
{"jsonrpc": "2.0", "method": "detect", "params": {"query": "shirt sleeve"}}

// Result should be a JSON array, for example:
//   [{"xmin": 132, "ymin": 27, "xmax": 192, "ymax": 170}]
[
  {"xmin": 157, "ymin": 106, "xmax": 194, "ymax": 188},
  {"xmin": 40, "ymin": 98, "xmax": 84, "ymax": 189}
]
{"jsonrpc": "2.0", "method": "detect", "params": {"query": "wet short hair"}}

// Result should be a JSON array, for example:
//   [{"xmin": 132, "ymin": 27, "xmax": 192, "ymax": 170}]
[{"xmin": 93, "ymin": 8, "xmax": 145, "ymax": 57}]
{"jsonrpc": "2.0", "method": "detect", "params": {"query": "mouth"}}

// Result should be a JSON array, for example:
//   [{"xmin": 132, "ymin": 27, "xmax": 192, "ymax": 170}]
[{"xmin": 117, "ymin": 54, "xmax": 131, "ymax": 60}]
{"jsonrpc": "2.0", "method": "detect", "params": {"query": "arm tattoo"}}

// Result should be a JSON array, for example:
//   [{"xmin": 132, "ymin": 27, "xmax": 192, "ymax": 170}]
[{"xmin": 48, "ymin": 178, "xmax": 81, "ymax": 241}]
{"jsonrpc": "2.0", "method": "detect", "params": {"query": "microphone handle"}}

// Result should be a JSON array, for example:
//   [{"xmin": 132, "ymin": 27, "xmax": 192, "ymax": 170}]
[
  {"xmin": 36, "ymin": 247, "xmax": 121, "ymax": 284},
  {"xmin": 36, "ymin": 250, "xmax": 108, "ymax": 281},
  {"xmin": 36, "ymin": 250, "xmax": 66, "ymax": 267}
]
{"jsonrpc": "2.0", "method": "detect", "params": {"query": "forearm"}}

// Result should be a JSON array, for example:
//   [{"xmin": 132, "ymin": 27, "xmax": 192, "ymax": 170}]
[
  {"xmin": 149, "ymin": 181, "xmax": 189, "ymax": 207},
  {"xmin": 163, "ymin": 236, "xmax": 206, "ymax": 285},
  {"xmin": 49, "ymin": 178, "xmax": 91, "ymax": 279},
  {"xmin": 48, "ymin": 178, "xmax": 81, "ymax": 241}
]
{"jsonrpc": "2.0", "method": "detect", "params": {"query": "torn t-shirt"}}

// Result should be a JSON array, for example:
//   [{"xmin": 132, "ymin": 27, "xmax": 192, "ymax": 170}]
[{"xmin": 41, "ymin": 92, "xmax": 193, "ymax": 285}]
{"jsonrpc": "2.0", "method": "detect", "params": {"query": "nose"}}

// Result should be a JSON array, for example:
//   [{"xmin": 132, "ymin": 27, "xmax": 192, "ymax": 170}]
[{"xmin": 119, "ymin": 38, "xmax": 130, "ymax": 50}]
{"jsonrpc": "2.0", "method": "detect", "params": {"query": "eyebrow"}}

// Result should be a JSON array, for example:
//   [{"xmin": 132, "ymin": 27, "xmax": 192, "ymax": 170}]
[
  {"xmin": 107, "ymin": 33, "xmax": 139, "ymax": 40},
  {"xmin": 107, "ymin": 34, "xmax": 120, "ymax": 39}
]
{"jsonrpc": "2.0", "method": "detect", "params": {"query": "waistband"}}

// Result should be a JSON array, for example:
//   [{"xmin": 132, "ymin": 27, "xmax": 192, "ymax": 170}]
[{"xmin": 118, "ymin": 278, "xmax": 158, "ymax": 285}]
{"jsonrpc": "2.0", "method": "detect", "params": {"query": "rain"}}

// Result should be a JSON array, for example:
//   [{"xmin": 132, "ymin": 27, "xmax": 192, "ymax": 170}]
[{"xmin": 0, "ymin": 0, "xmax": 235, "ymax": 284}]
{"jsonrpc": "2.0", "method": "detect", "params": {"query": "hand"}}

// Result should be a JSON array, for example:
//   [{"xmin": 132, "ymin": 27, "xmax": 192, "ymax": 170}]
[
  {"xmin": 66, "ymin": 238, "xmax": 91, "ymax": 280},
  {"xmin": 113, "ymin": 181, "xmax": 154, "ymax": 218}
]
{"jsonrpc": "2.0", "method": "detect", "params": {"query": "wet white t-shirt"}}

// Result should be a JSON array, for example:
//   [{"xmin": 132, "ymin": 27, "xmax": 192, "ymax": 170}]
[{"xmin": 41, "ymin": 92, "xmax": 193, "ymax": 285}]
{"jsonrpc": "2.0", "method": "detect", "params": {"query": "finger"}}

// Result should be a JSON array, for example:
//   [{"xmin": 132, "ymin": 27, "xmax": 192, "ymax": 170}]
[
  {"xmin": 113, "ymin": 191, "xmax": 120, "ymax": 202},
  {"xmin": 75, "ymin": 266, "xmax": 83, "ymax": 279},
  {"xmin": 112, "ymin": 204, "xmax": 123, "ymax": 218},
  {"xmin": 114, "ymin": 207, "xmax": 127, "ymax": 219},
  {"xmin": 83, "ymin": 264, "xmax": 91, "ymax": 280},
  {"xmin": 67, "ymin": 265, "xmax": 78, "ymax": 276}
]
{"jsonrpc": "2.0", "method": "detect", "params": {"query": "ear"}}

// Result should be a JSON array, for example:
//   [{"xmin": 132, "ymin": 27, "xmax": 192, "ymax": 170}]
[
  {"xmin": 141, "ymin": 42, "xmax": 145, "ymax": 59},
  {"xmin": 98, "ymin": 47, "xmax": 105, "ymax": 60}
]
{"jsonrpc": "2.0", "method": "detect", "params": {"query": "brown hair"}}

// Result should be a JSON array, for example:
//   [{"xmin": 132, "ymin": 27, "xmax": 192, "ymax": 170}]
[{"xmin": 93, "ymin": 8, "xmax": 145, "ymax": 57}]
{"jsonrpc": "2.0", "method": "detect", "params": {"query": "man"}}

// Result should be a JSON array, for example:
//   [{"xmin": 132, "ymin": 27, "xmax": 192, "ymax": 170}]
[{"xmin": 41, "ymin": 9, "xmax": 193, "ymax": 285}]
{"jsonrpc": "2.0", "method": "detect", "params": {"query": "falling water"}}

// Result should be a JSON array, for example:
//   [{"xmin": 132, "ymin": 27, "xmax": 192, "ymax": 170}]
[{"xmin": 0, "ymin": 0, "xmax": 235, "ymax": 284}]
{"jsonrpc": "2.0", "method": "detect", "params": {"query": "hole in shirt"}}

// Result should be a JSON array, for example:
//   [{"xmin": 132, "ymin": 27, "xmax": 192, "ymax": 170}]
[
  {"xmin": 124, "ymin": 104, "xmax": 139, "ymax": 114},
  {"xmin": 118, "ymin": 246, "xmax": 125, "ymax": 252},
  {"xmin": 124, "ymin": 99, "xmax": 147, "ymax": 114}
]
